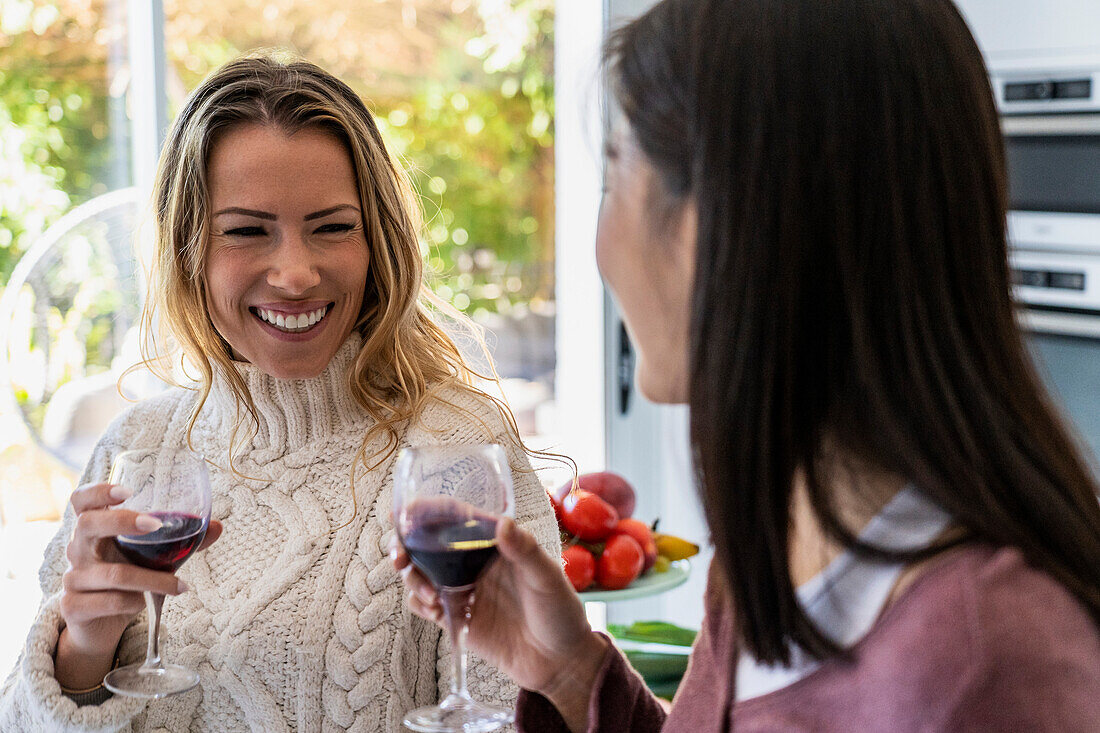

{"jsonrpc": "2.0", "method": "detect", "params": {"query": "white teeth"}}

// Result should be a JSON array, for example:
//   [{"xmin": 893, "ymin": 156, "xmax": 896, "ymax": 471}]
[{"xmin": 256, "ymin": 305, "xmax": 329, "ymax": 332}]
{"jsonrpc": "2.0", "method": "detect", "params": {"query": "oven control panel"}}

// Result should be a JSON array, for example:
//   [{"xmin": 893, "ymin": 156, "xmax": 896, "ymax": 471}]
[
  {"xmin": 1010, "ymin": 249, "xmax": 1100, "ymax": 311},
  {"xmin": 1011, "ymin": 268, "xmax": 1086, "ymax": 291},
  {"xmin": 994, "ymin": 71, "xmax": 1100, "ymax": 114}
]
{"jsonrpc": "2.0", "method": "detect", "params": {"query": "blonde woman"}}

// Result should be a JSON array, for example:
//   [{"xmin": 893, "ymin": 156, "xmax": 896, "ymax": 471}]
[{"xmin": 1, "ymin": 54, "xmax": 559, "ymax": 732}]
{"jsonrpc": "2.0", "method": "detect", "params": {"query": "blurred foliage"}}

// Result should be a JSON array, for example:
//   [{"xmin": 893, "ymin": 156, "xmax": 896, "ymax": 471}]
[
  {"xmin": 0, "ymin": 0, "xmax": 555, "ymax": 319},
  {"xmin": 0, "ymin": 1, "xmax": 556, "ymax": 500}
]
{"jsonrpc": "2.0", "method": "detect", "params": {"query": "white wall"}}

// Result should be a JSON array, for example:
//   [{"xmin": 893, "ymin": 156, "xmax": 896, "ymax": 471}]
[
  {"xmin": 954, "ymin": 0, "xmax": 1100, "ymax": 72},
  {"xmin": 553, "ymin": 0, "xmax": 607, "ymax": 475}
]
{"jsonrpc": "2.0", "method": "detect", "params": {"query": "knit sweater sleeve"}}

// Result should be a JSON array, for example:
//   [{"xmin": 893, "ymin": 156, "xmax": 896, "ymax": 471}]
[
  {"xmin": 0, "ymin": 419, "xmax": 152, "ymax": 732},
  {"xmin": 410, "ymin": 386, "xmax": 561, "ymax": 727}
]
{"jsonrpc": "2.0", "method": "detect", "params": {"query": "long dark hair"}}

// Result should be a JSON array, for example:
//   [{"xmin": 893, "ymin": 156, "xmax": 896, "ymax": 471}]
[{"xmin": 608, "ymin": 0, "xmax": 1100, "ymax": 664}]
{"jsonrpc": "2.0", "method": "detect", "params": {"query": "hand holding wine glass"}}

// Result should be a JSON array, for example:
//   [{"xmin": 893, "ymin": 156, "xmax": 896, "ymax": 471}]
[
  {"xmin": 394, "ymin": 516, "xmax": 609, "ymax": 733},
  {"xmin": 54, "ymin": 477, "xmax": 222, "ymax": 695},
  {"xmin": 393, "ymin": 443, "xmax": 522, "ymax": 732},
  {"xmin": 100, "ymin": 448, "xmax": 212, "ymax": 699}
]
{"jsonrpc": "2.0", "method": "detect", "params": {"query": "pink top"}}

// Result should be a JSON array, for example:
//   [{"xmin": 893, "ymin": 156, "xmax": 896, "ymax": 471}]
[{"xmin": 517, "ymin": 545, "xmax": 1100, "ymax": 732}]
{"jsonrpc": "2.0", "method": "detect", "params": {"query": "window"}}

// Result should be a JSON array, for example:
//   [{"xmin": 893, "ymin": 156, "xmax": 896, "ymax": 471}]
[{"xmin": 0, "ymin": 0, "xmax": 565, "ymax": 672}]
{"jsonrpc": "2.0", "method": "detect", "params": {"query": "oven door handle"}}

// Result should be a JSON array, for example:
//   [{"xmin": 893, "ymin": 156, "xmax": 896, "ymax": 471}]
[
  {"xmin": 1002, "ymin": 114, "xmax": 1100, "ymax": 136},
  {"xmin": 1019, "ymin": 309, "xmax": 1100, "ymax": 338}
]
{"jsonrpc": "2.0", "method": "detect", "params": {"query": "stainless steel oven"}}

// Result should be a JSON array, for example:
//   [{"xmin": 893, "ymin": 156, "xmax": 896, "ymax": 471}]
[
  {"xmin": 949, "ymin": 0, "xmax": 1100, "ymax": 465},
  {"xmin": 994, "ymin": 75, "xmax": 1100, "ymax": 466}
]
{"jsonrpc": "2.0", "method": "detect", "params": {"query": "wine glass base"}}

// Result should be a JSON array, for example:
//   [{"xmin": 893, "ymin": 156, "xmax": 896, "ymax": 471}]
[
  {"xmin": 403, "ymin": 695, "xmax": 514, "ymax": 732},
  {"xmin": 103, "ymin": 662, "xmax": 200, "ymax": 699}
]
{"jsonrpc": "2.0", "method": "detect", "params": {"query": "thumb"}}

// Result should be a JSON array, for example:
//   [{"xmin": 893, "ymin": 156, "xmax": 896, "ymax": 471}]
[
  {"xmin": 196, "ymin": 519, "xmax": 224, "ymax": 552},
  {"xmin": 497, "ymin": 517, "xmax": 564, "ymax": 587},
  {"xmin": 497, "ymin": 517, "xmax": 537, "ymax": 560}
]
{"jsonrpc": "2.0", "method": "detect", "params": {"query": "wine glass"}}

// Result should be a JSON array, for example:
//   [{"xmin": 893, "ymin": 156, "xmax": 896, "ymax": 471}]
[
  {"xmin": 394, "ymin": 444, "xmax": 515, "ymax": 733},
  {"xmin": 103, "ymin": 448, "xmax": 211, "ymax": 699}
]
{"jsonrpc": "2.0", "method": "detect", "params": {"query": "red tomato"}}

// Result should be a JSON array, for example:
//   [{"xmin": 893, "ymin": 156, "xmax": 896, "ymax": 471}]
[
  {"xmin": 547, "ymin": 489, "xmax": 564, "ymax": 527},
  {"xmin": 561, "ymin": 490, "xmax": 619, "ymax": 542},
  {"xmin": 562, "ymin": 545, "xmax": 596, "ymax": 592},
  {"xmin": 596, "ymin": 534, "xmax": 644, "ymax": 590},
  {"xmin": 615, "ymin": 518, "xmax": 658, "ymax": 571}
]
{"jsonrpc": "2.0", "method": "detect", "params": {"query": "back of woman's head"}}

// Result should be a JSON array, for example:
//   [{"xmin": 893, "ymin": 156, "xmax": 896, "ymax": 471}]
[{"xmin": 609, "ymin": 0, "xmax": 1100, "ymax": 663}]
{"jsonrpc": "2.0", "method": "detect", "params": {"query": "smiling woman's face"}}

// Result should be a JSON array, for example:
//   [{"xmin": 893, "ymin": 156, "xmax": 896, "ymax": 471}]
[{"xmin": 204, "ymin": 123, "xmax": 369, "ymax": 380}]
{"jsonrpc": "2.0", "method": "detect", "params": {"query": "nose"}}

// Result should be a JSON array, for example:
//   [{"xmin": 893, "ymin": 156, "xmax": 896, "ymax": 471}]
[{"xmin": 266, "ymin": 236, "xmax": 321, "ymax": 295}]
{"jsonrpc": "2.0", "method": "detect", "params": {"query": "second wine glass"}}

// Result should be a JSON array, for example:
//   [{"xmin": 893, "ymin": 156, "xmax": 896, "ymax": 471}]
[
  {"xmin": 103, "ymin": 448, "xmax": 211, "ymax": 699},
  {"xmin": 394, "ymin": 443, "xmax": 515, "ymax": 733}
]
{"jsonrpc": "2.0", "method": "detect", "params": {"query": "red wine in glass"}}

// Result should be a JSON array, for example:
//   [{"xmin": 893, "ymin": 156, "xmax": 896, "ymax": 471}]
[
  {"xmin": 402, "ymin": 512, "xmax": 499, "ymax": 589},
  {"xmin": 114, "ymin": 512, "xmax": 208, "ymax": 572}
]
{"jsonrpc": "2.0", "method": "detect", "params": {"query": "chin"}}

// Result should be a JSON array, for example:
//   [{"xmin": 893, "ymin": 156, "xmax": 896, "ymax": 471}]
[{"xmin": 635, "ymin": 365, "xmax": 689, "ymax": 405}]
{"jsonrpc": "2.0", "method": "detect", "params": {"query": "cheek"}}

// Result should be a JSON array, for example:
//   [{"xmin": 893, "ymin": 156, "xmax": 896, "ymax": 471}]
[
  {"xmin": 203, "ymin": 254, "xmax": 250, "ymax": 322},
  {"xmin": 341, "ymin": 244, "xmax": 370, "ymax": 299},
  {"xmin": 595, "ymin": 205, "xmax": 624, "ymax": 287}
]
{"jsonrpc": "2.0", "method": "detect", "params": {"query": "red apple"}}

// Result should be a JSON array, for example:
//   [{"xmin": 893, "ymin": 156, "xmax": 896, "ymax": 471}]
[{"xmin": 556, "ymin": 471, "xmax": 636, "ymax": 520}]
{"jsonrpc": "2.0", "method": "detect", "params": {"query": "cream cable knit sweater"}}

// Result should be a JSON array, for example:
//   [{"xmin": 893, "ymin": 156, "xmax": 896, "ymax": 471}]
[{"xmin": 0, "ymin": 336, "xmax": 560, "ymax": 732}]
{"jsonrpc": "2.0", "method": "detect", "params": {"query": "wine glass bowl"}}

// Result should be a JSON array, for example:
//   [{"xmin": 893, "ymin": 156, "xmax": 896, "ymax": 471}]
[
  {"xmin": 394, "ymin": 444, "xmax": 516, "ymax": 733},
  {"xmin": 103, "ymin": 448, "xmax": 211, "ymax": 699}
]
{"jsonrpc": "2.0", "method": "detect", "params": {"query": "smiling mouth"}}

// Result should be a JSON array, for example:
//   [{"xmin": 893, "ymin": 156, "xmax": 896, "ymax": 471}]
[{"xmin": 251, "ymin": 304, "xmax": 332, "ymax": 334}]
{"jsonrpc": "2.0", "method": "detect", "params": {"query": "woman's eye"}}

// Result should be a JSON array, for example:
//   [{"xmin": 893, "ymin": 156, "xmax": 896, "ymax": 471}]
[
  {"xmin": 315, "ymin": 223, "xmax": 355, "ymax": 234},
  {"xmin": 224, "ymin": 226, "xmax": 266, "ymax": 237}
]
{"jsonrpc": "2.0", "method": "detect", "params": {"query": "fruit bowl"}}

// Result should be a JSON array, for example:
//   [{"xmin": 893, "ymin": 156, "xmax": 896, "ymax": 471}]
[{"xmin": 578, "ymin": 559, "xmax": 690, "ymax": 602}]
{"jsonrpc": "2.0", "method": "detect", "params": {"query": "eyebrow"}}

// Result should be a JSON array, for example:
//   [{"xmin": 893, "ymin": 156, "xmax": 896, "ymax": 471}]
[{"xmin": 212, "ymin": 204, "xmax": 360, "ymax": 221}]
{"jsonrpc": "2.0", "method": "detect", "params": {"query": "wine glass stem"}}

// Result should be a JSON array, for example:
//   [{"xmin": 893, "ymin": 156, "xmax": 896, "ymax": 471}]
[
  {"xmin": 440, "ymin": 587, "xmax": 474, "ymax": 699},
  {"xmin": 142, "ymin": 591, "xmax": 166, "ymax": 670}
]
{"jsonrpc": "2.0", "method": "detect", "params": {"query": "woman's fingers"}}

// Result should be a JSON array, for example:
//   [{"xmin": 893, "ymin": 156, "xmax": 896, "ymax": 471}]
[
  {"xmin": 399, "ymin": 565, "xmax": 447, "ymax": 623},
  {"xmin": 69, "ymin": 482, "xmax": 131, "ymax": 514},
  {"xmin": 63, "ymin": 562, "xmax": 188, "ymax": 596},
  {"xmin": 399, "ymin": 563, "xmax": 437, "ymax": 605},
  {"xmin": 67, "ymin": 508, "xmax": 164, "ymax": 565},
  {"xmin": 59, "ymin": 589, "xmax": 147, "ymax": 625},
  {"xmin": 196, "ymin": 519, "xmax": 224, "ymax": 552},
  {"xmin": 406, "ymin": 588, "xmax": 443, "ymax": 623},
  {"xmin": 392, "ymin": 537, "xmax": 443, "ymax": 622},
  {"xmin": 389, "ymin": 534, "xmax": 411, "ymax": 570}
]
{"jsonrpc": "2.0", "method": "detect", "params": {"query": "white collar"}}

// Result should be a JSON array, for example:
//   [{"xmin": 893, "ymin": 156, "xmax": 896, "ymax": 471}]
[{"xmin": 735, "ymin": 484, "xmax": 953, "ymax": 702}]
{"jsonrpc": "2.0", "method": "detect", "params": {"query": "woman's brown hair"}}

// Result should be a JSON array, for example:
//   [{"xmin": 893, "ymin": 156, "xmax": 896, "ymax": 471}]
[{"xmin": 608, "ymin": 0, "xmax": 1100, "ymax": 664}]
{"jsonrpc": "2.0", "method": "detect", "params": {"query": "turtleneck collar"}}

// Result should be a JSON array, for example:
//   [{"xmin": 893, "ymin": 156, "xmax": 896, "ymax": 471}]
[{"xmin": 207, "ymin": 333, "xmax": 371, "ymax": 454}]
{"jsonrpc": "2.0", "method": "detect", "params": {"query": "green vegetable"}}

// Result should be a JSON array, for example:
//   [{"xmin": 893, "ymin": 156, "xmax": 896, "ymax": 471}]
[
  {"xmin": 608, "ymin": 621, "xmax": 698, "ymax": 647},
  {"xmin": 623, "ymin": 651, "xmax": 690, "ymax": 681},
  {"xmin": 646, "ymin": 679, "xmax": 681, "ymax": 700}
]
